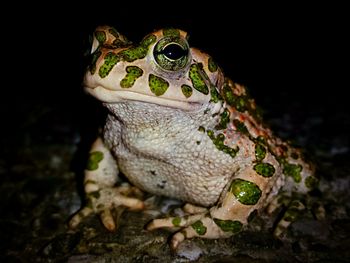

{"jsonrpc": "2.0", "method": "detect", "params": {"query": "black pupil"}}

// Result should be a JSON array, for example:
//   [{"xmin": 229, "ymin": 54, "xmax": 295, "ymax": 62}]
[{"xmin": 162, "ymin": 44, "xmax": 187, "ymax": 60}]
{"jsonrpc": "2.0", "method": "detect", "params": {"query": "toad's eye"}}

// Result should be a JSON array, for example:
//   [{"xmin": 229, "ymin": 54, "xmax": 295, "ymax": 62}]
[
  {"xmin": 161, "ymin": 43, "xmax": 188, "ymax": 61},
  {"xmin": 154, "ymin": 37, "xmax": 189, "ymax": 71}
]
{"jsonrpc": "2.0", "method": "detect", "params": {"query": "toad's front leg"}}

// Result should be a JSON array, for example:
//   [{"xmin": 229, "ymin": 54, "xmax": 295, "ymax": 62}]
[
  {"xmin": 147, "ymin": 167, "xmax": 267, "ymax": 250},
  {"xmin": 69, "ymin": 137, "xmax": 144, "ymax": 231}
]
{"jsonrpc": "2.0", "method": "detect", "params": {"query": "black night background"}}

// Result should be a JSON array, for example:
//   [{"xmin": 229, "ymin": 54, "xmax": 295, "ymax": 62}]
[{"xmin": 1, "ymin": 3, "xmax": 349, "ymax": 262}]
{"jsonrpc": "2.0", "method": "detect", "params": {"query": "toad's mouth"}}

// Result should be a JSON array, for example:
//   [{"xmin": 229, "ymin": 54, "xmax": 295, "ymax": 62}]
[{"xmin": 85, "ymin": 85, "xmax": 205, "ymax": 111}]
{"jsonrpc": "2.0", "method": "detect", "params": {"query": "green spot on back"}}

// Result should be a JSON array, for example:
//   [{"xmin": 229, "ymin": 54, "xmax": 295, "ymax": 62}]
[
  {"xmin": 213, "ymin": 218, "xmax": 242, "ymax": 233},
  {"xmin": 181, "ymin": 84, "xmax": 193, "ymax": 98},
  {"xmin": 210, "ymin": 85, "xmax": 222, "ymax": 103},
  {"xmin": 149, "ymin": 74, "xmax": 169, "ymax": 96},
  {"xmin": 140, "ymin": 34, "xmax": 157, "ymax": 48},
  {"xmin": 223, "ymin": 83, "xmax": 236, "ymax": 106},
  {"xmin": 283, "ymin": 162, "xmax": 303, "ymax": 183},
  {"xmin": 207, "ymin": 130, "xmax": 239, "ymax": 158},
  {"xmin": 120, "ymin": 66, "xmax": 143, "ymax": 88},
  {"xmin": 189, "ymin": 63, "xmax": 209, "ymax": 95},
  {"xmin": 215, "ymin": 109, "xmax": 230, "ymax": 130},
  {"xmin": 191, "ymin": 220, "xmax": 207, "ymax": 235},
  {"xmin": 95, "ymin": 31, "xmax": 106, "ymax": 44},
  {"xmin": 257, "ymin": 136, "xmax": 267, "ymax": 145},
  {"xmin": 229, "ymin": 178, "xmax": 262, "ymax": 205},
  {"xmin": 233, "ymin": 119, "xmax": 249, "ymax": 135},
  {"xmin": 163, "ymin": 28, "xmax": 180, "ymax": 37},
  {"xmin": 222, "ymin": 82, "xmax": 248, "ymax": 112},
  {"xmin": 208, "ymin": 57, "xmax": 218, "ymax": 72},
  {"xmin": 86, "ymin": 151, "xmax": 104, "ymax": 171},
  {"xmin": 99, "ymin": 52, "xmax": 120, "ymax": 78},
  {"xmin": 255, "ymin": 144, "xmax": 266, "ymax": 161},
  {"xmin": 254, "ymin": 163, "xmax": 275, "ymax": 177}
]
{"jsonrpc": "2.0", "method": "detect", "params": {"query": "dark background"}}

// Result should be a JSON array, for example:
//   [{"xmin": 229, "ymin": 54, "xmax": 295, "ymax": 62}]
[
  {"xmin": 2, "ymin": 3, "xmax": 347, "ymax": 141},
  {"xmin": 1, "ymin": 3, "xmax": 349, "ymax": 261}
]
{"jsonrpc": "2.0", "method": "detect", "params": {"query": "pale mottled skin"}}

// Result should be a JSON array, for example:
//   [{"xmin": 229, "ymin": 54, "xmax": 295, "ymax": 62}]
[{"xmin": 69, "ymin": 26, "xmax": 317, "ymax": 249}]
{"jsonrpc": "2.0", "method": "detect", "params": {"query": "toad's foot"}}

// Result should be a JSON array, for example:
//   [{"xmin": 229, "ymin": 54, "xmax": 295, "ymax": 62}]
[
  {"xmin": 69, "ymin": 185, "xmax": 144, "ymax": 231},
  {"xmin": 146, "ymin": 208, "xmax": 242, "ymax": 250}
]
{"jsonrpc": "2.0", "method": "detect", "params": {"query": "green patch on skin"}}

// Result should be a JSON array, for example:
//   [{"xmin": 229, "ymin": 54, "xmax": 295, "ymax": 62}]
[
  {"xmin": 120, "ymin": 46, "xmax": 147, "ymax": 62},
  {"xmin": 235, "ymin": 96, "xmax": 248, "ymax": 112},
  {"xmin": 210, "ymin": 85, "xmax": 223, "ymax": 103},
  {"xmin": 207, "ymin": 130, "xmax": 239, "ymax": 158},
  {"xmin": 115, "ymin": 34, "xmax": 156, "ymax": 63},
  {"xmin": 222, "ymin": 83, "xmax": 236, "ymax": 106},
  {"xmin": 120, "ymin": 66, "xmax": 143, "ymax": 88},
  {"xmin": 86, "ymin": 151, "xmax": 104, "ymax": 171},
  {"xmin": 89, "ymin": 49, "xmax": 102, "ymax": 74},
  {"xmin": 95, "ymin": 31, "xmax": 106, "ymax": 44},
  {"xmin": 305, "ymin": 175, "xmax": 319, "ymax": 189},
  {"xmin": 255, "ymin": 144, "xmax": 266, "ymax": 161},
  {"xmin": 191, "ymin": 220, "xmax": 207, "ymax": 235},
  {"xmin": 225, "ymin": 83, "xmax": 264, "ymax": 120},
  {"xmin": 198, "ymin": 126, "xmax": 205, "ymax": 133},
  {"xmin": 99, "ymin": 52, "xmax": 120, "ymax": 78},
  {"xmin": 162, "ymin": 28, "xmax": 180, "ymax": 37},
  {"xmin": 282, "ymin": 162, "xmax": 303, "ymax": 183},
  {"xmin": 213, "ymin": 218, "xmax": 242, "ymax": 233},
  {"xmin": 172, "ymin": 217, "xmax": 181, "ymax": 227},
  {"xmin": 230, "ymin": 178, "xmax": 262, "ymax": 205},
  {"xmin": 181, "ymin": 84, "xmax": 193, "ymax": 98},
  {"xmin": 208, "ymin": 57, "xmax": 218, "ymax": 72},
  {"xmin": 257, "ymin": 135, "xmax": 267, "ymax": 145},
  {"xmin": 149, "ymin": 74, "xmax": 169, "ymax": 96},
  {"xmin": 254, "ymin": 163, "xmax": 275, "ymax": 177},
  {"xmin": 140, "ymin": 34, "xmax": 157, "ymax": 48},
  {"xmin": 189, "ymin": 63, "xmax": 209, "ymax": 95},
  {"xmin": 117, "ymin": 35, "xmax": 155, "ymax": 62},
  {"xmin": 215, "ymin": 108, "xmax": 230, "ymax": 130},
  {"xmin": 233, "ymin": 119, "xmax": 249, "ymax": 135},
  {"xmin": 222, "ymin": 83, "xmax": 248, "ymax": 112}
]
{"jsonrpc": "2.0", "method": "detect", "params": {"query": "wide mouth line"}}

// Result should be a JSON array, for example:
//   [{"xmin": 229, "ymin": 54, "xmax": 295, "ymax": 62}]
[{"xmin": 86, "ymin": 86, "xmax": 205, "ymax": 111}]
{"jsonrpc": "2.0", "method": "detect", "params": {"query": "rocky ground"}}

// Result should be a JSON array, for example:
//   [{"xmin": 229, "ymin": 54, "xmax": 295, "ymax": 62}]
[{"xmin": 1, "ymin": 84, "xmax": 349, "ymax": 262}]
